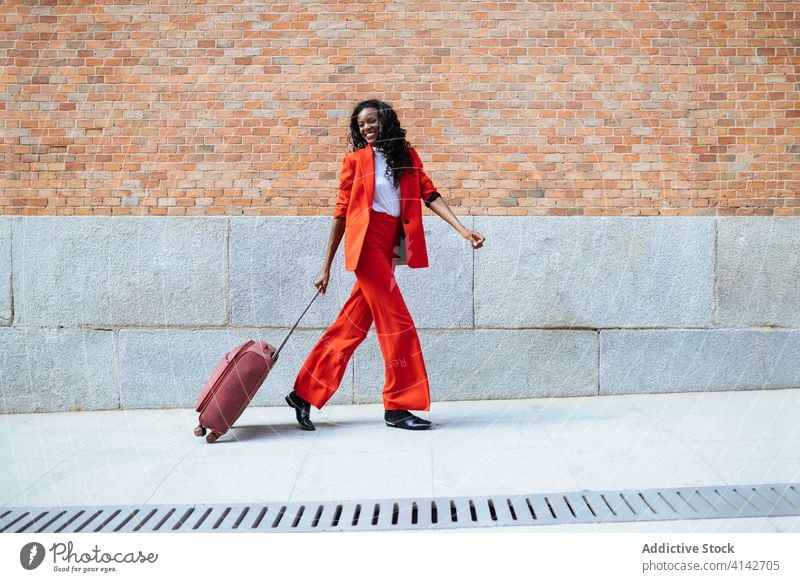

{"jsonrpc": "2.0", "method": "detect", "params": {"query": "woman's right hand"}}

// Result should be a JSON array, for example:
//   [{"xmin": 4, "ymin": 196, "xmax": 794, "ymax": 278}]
[{"xmin": 314, "ymin": 268, "xmax": 331, "ymax": 294}]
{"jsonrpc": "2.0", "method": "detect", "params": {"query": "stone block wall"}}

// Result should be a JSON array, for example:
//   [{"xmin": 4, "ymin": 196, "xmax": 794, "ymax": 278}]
[{"xmin": 1, "ymin": 216, "xmax": 797, "ymax": 413}]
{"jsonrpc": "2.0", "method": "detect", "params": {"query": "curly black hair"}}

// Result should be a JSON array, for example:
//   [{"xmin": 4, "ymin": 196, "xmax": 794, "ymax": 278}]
[{"xmin": 347, "ymin": 99, "xmax": 413, "ymax": 189}]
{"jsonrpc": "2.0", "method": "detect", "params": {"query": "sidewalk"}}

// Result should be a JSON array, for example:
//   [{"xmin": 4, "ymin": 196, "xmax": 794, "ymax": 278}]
[{"xmin": 2, "ymin": 388, "xmax": 799, "ymax": 532}]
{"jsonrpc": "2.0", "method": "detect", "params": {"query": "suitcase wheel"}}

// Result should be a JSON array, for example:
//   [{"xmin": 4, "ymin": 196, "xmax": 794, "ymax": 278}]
[
  {"xmin": 193, "ymin": 425, "xmax": 207, "ymax": 438},
  {"xmin": 205, "ymin": 432, "xmax": 220, "ymax": 444}
]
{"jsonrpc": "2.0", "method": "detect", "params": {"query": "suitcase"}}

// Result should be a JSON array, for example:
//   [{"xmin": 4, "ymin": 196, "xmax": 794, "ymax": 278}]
[{"xmin": 193, "ymin": 290, "xmax": 319, "ymax": 443}]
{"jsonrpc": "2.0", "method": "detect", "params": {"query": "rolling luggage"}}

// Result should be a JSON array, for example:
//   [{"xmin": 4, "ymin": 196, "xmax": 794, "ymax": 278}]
[{"xmin": 193, "ymin": 290, "xmax": 319, "ymax": 443}]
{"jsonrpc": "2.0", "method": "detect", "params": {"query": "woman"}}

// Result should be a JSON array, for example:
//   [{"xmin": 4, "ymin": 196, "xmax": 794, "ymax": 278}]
[{"xmin": 286, "ymin": 99, "xmax": 485, "ymax": 431}]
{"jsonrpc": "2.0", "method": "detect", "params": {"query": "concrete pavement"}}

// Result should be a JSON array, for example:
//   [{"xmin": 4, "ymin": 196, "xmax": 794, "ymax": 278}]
[{"xmin": 2, "ymin": 388, "xmax": 799, "ymax": 532}]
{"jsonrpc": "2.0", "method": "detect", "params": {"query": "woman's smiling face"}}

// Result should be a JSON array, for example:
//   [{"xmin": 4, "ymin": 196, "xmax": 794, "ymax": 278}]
[{"xmin": 357, "ymin": 107, "xmax": 380, "ymax": 144}]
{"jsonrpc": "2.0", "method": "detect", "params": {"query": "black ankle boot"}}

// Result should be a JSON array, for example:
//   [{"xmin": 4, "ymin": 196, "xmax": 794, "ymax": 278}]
[{"xmin": 286, "ymin": 391, "xmax": 315, "ymax": 431}]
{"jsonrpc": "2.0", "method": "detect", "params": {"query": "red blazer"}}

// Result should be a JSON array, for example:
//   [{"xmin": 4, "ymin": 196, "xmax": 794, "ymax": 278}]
[{"xmin": 333, "ymin": 144, "xmax": 440, "ymax": 271}]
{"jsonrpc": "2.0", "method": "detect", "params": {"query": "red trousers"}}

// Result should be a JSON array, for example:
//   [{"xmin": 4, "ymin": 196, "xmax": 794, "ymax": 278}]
[{"xmin": 292, "ymin": 209, "xmax": 430, "ymax": 411}]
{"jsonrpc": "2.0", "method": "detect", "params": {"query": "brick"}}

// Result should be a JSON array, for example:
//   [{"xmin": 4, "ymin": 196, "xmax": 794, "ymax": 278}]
[{"xmin": 1, "ymin": 5, "xmax": 797, "ymax": 217}]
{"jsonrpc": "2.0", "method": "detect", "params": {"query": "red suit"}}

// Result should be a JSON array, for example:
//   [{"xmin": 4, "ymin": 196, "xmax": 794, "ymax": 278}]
[{"xmin": 292, "ymin": 144, "xmax": 439, "ymax": 411}]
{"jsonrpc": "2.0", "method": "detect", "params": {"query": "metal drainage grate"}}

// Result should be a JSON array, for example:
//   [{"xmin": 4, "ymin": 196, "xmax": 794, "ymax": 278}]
[{"xmin": 2, "ymin": 483, "xmax": 798, "ymax": 533}]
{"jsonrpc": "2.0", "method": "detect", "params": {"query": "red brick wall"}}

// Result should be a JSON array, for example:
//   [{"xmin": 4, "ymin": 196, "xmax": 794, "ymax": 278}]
[{"xmin": 2, "ymin": 1, "xmax": 798, "ymax": 216}]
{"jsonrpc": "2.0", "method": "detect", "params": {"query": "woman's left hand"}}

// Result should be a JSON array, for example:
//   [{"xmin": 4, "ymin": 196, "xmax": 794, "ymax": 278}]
[{"xmin": 462, "ymin": 230, "xmax": 485, "ymax": 249}]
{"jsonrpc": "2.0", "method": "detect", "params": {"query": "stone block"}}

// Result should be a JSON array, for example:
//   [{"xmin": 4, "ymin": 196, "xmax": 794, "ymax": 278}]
[
  {"xmin": 0, "ymin": 328, "xmax": 118, "ymax": 413},
  {"xmin": 230, "ymin": 217, "xmax": 355, "ymax": 328},
  {"xmin": 12, "ymin": 217, "xmax": 228, "ymax": 326},
  {"xmin": 231, "ymin": 216, "xmax": 472, "ymax": 329},
  {"xmin": 600, "ymin": 329, "xmax": 800, "ymax": 394},
  {"xmin": 0, "ymin": 218, "xmax": 11, "ymax": 324},
  {"xmin": 119, "ymin": 328, "xmax": 353, "ymax": 409},
  {"xmin": 353, "ymin": 329, "xmax": 598, "ymax": 404},
  {"xmin": 474, "ymin": 217, "xmax": 715, "ymax": 328},
  {"xmin": 717, "ymin": 218, "xmax": 800, "ymax": 327}
]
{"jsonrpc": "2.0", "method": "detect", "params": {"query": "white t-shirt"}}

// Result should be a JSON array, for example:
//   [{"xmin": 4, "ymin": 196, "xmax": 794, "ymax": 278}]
[{"xmin": 371, "ymin": 148, "xmax": 401, "ymax": 217}]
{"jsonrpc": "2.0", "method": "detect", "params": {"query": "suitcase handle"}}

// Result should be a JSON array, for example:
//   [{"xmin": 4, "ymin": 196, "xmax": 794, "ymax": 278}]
[{"xmin": 271, "ymin": 289, "xmax": 321, "ymax": 362}]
